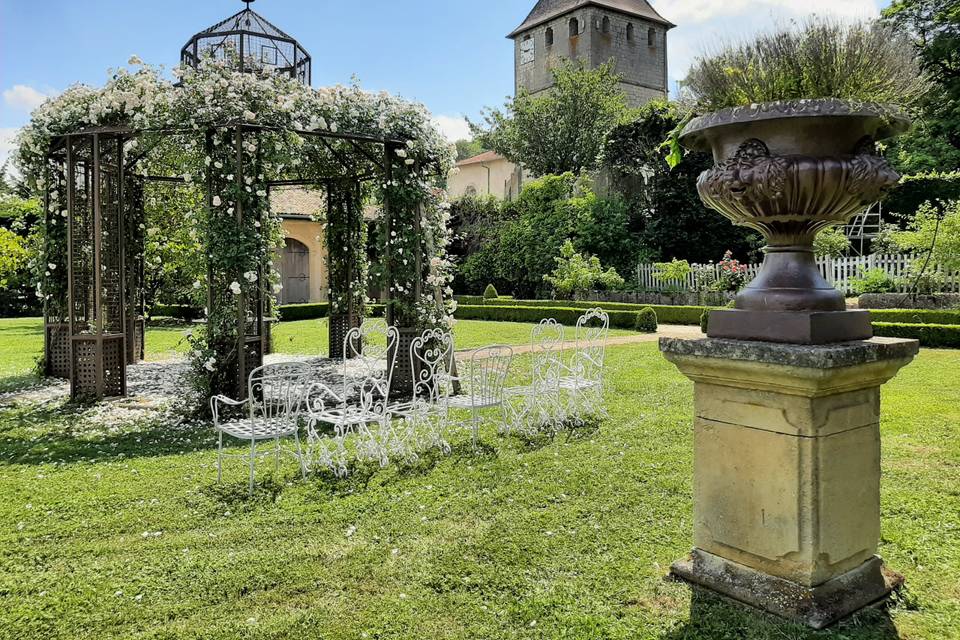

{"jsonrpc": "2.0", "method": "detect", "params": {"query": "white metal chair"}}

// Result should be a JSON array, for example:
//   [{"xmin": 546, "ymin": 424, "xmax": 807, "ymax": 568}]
[
  {"xmin": 210, "ymin": 361, "xmax": 311, "ymax": 495},
  {"xmin": 446, "ymin": 344, "xmax": 514, "ymax": 445},
  {"xmin": 558, "ymin": 308, "xmax": 610, "ymax": 423},
  {"xmin": 504, "ymin": 319, "xmax": 566, "ymax": 436},
  {"xmin": 390, "ymin": 328, "xmax": 458, "ymax": 456},
  {"xmin": 305, "ymin": 321, "xmax": 399, "ymax": 478}
]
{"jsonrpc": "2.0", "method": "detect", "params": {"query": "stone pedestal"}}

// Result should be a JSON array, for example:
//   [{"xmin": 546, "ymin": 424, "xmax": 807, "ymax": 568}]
[{"xmin": 660, "ymin": 336, "xmax": 918, "ymax": 629}]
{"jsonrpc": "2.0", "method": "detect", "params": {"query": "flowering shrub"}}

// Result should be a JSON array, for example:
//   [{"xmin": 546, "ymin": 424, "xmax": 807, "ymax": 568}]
[
  {"xmin": 16, "ymin": 53, "xmax": 455, "ymax": 402},
  {"xmin": 713, "ymin": 250, "xmax": 750, "ymax": 292}
]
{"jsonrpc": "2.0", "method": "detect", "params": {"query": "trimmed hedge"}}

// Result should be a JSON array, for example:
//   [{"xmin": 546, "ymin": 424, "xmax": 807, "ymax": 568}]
[
  {"xmin": 456, "ymin": 304, "xmax": 657, "ymax": 330},
  {"xmin": 149, "ymin": 304, "xmax": 201, "ymax": 321},
  {"xmin": 869, "ymin": 309, "xmax": 960, "ymax": 326},
  {"xmin": 873, "ymin": 322, "xmax": 960, "ymax": 348},
  {"xmin": 277, "ymin": 303, "xmax": 330, "ymax": 321}
]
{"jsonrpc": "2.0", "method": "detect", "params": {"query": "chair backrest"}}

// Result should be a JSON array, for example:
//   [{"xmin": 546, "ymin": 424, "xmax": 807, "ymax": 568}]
[
  {"xmin": 465, "ymin": 344, "xmax": 513, "ymax": 404},
  {"xmin": 247, "ymin": 361, "xmax": 311, "ymax": 425},
  {"xmin": 573, "ymin": 308, "xmax": 610, "ymax": 381},
  {"xmin": 410, "ymin": 328, "xmax": 456, "ymax": 404},
  {"xmin": 530, "ymin": 318, "xmax": 565, "ymax": 387},
  {"xmin": 343, "ymin": 320, "xmax": 399, "ymax": 413}
]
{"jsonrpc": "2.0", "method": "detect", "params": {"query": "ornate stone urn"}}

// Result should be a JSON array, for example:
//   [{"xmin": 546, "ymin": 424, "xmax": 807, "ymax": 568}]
[{"xmin": 680, "ymin": 99, "xmax": 909, "ymax": 343}]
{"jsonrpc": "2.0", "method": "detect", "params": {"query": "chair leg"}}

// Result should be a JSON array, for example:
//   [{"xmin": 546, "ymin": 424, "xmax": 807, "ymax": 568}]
[
  {"xmin": 217, "ymin": 431, "xmax": 223, "ymax": 484},
  {"xmin": 471, "ymin": 407, "xmax": 480, "ymax": 448},
  {"xmin": 275, "ymin": 436, "xmax": 281, "ymax": 473},
  {"xmin": 249, "ymin": 439, "xmax": 257, "ymax": 496},
  {"xmin": 294, "ymin": 432, "xmax": 307, "ymax": 479}
]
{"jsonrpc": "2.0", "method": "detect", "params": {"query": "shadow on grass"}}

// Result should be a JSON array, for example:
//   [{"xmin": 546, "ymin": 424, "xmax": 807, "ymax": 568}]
[
  {"xmin": 662, "ymin": 587, "xmax": 901, "ymax": 640},
  {"xmin": 0, "ymin": 402, "xmax": 213, "ymax": 466}
]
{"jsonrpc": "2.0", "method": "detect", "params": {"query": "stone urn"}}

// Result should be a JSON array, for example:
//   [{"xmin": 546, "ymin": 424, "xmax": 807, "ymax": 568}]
[{"xmin": 680, "ymin": 99, "xmax": 909, "ymax": 344}]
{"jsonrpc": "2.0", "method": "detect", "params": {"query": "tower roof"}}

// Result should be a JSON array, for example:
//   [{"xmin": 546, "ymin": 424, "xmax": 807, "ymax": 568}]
[
  {"xmin": 181, "ymin": 2, "xmax": 312, "ymax": 84},
  {"xmin": 508, "ymin": 0, "xmax": 674, "ymax": 38}
]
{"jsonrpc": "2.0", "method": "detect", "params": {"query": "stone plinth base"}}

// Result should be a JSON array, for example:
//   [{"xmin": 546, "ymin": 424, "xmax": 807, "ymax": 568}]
[
  {"xmin": 707, "ymin": 309, "xmax": 872, "ymax": 344},
  {"xmin": 672, "ymin": 550, "xmax": 903, "ymax": 630},
  {"xmin": 660, "ymin": 336, "xmax": 918, "ymax": 628}
]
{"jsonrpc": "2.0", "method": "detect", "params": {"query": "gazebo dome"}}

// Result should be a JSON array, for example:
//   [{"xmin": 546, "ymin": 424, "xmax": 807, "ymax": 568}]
[{"xmin": 180, "ymin": 0, "xmax": 312, "ymax": 84}]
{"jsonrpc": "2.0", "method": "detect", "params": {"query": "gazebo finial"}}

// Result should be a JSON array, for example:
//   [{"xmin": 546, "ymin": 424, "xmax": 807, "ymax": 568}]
[{"xmin": 243, "ymin": 0, "xmax": 255, "ymax": 9}]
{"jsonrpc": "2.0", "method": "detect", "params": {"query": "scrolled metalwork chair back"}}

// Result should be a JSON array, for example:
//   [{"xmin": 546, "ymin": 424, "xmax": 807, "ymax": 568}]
[
  {"xmin": 410, "ymin": 328, "xmax": 456, "ymax": 406},
  {"xmin": 342, "ymin": 320, "xmax": 398, "ymax": 416},
  {"xmin": 464, "ymin": 344, "xmax": 513, "ymax": 406},
  {"xmin": 531, "ymin": 318, "xmax": 565, "ymax": 389},
  {"xmin": 572, "ymin": 308, "xmax": 609, "ymax": 382},
  {"xmin": 247, "ymin": 361, "xmax": 311, "ymax": 430}
]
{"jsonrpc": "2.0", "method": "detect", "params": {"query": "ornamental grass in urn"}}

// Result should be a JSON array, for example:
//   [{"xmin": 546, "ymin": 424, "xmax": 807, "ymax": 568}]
[{"xmin": 677, "ymin": 19, "xmax": 929, "ymax": 344}]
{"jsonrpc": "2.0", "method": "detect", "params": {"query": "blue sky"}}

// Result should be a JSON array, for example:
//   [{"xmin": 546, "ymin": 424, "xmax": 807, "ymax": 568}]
[{"xmin": 0, "ymin": 0, "xmax": 888, "ymax": 165}]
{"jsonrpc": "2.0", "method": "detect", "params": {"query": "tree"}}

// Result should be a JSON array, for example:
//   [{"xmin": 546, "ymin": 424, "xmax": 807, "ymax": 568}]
[
  {"xmin": 894, "ymin": 199, "xmax": 960, "ymax": 271},
  {"xmin": 882, "ymin": 1, "xmax": 960, "ymax": 176},
  {"xmin": 544, "ymin": 240, "xmax": 624, "ymax": 300},
  {"xmin": 813, "ymin": 227, "xmax": 852, "ymax": 258},
  {"xmin": 453, "ymin": 138, "xmax": 487, "ymax": 162},
  {"xmin": 472, "ymin": 61, "xmax": 629, "ymax": 176},
  {"xmin": 603, "ymin": 101, "xmax": 761, "ymax": 263},
  {"xmin": 458, "ymin": 174, "xmax": 638, "ymax": 298}
]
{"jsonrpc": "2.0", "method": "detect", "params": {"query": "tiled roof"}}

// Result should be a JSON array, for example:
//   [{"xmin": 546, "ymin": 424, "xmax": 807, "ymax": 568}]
[
  {"xmin": 508, "ymin": 0, "xmax": 674, "ymax": 38},
  {"xmin": 456, "ymin": 151, "xmax": 507, "ymax": 166}
]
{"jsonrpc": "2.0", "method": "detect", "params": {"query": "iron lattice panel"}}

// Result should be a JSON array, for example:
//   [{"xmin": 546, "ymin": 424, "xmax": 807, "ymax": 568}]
[
  {"xmin": 390, "ymin": 327, "xmax": 422, "ymax": 400},
  {"xmin": 45, "ymin": 323, "xmax": 71, "ymax": 379},
  {"xmin": 329, "ymin": 313, "xmax": 360, "ymax": 360},
  {"xmin": 71, "ymin": 336, "xmax": 126, "ymax": 398}
]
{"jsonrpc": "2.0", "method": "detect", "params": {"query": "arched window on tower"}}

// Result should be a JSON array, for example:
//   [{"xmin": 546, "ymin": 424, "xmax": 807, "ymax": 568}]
[
  {"xmin": 545, "ymin": 27, "xmax": 554, "ymax": 47},
  {"xmin": 626, "ymin": 23, "xmax": 634, "ymax": 42},
  {"xmin": 601, "ymin": 16, "xmax": 611, "ymax": 34},
  {"xmin": 648, "ymin": 27, "xmax": 656, "ymax": 46},
  {"xmin": 569, "ymin": 17, "xmax": 579, "ymax": 37}
]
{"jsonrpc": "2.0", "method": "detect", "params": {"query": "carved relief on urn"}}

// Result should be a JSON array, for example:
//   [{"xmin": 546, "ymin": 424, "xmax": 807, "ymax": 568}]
[{"xmin": 680, "ymin": 99, "xmax": 910, "ymax": 343}]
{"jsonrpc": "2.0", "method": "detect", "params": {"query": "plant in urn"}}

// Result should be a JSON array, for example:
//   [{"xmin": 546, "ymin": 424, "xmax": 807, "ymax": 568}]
[{"xmin": 675, "ymin": 20, "xmax": 928, "ymax": 344}]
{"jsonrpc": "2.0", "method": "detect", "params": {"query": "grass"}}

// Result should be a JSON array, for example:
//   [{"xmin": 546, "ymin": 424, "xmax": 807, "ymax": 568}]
[
  {"xmin": 0, "ymin": 324, "xmax": 958, "ymax": 638},
  {"xmin": 0, "ymin": 318, "xmax": 637, "ymax": 392}
]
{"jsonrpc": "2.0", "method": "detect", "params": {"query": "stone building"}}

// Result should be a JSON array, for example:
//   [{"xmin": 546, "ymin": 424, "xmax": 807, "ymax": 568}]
[
  {"xmin": 448, "ymin": 0, "xmax": 675, "ymax": 200},
  {"xmin": 508, "ymin": 0, "xmax": 674, "ymax": 108}
]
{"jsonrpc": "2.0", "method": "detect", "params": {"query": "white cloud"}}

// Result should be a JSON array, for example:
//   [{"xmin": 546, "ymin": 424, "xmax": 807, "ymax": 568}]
[
  {"xmin": 3, "ymin": 85, "xmax": 50, "ymax": 112},
  {"xmin": 432, "ymin": 115, "xmax": 472, "ymax": 142},
  {"xmin": 651, "ymin": 0, "xmax": 884, "ymax": 89}
]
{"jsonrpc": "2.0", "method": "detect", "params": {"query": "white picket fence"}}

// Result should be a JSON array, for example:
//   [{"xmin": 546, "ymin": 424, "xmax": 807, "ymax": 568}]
[{"xmin": 636, "ymin": 255, "xmax": 960, "ymax": 295}]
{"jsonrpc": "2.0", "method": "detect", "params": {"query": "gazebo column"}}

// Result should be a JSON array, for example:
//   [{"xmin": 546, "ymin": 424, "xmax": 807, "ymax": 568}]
[
  {"xmin": 123, "ymin": 173, "xmax": 145, "ymax": 365},
  {"xmin": 43, "ymin": 156, "xmax": 71, "ymax": 379},
  {"xmin": 67, "ymin": 133, "xmax": 128, "ymax": 399},
  {"xmin": 382, "ymin": 144, "xmax": 423, "ymax": 397},
  {"xmin": 326, "ymin": 181, "xmax": 364, "ymax": 359}
]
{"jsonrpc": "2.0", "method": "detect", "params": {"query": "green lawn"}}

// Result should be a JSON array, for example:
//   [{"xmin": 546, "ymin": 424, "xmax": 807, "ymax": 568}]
[
  {"xmin": 0, "ymin": 318, "xmax": 637, "ymax": 392},
  {"xmin": 0, "ymin": 324, "xmax": 957, "ymax": 639}
]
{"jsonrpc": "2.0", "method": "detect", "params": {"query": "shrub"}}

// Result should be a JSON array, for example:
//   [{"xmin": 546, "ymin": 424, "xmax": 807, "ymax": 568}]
[
  {"xmin": 652, "ymin": 259, "xmax": 692, "ymax": 288},
  {"xmin": 454, "ymin": 303, "xmax": 710, "ymax": 327},
  {"xmin": 850, "ymin": 268, "xmax": 896, "ymax": 295},
  {"xmin": 814, "ymin": 227, "xmax": 852, "ymax": 258},
  {"xmin": 683, "ymin": 18, "xmax": 928, "ymax": 112},
  {"xmin": 483, "ymin": 284, "xmax": 499, "ymax": 300},
  {"xmin": 873, "ymin": 322, "xmax": 960, "ymax": 348},
  {"xmin": 713, "ymin": 251, "xmax": 750, "ymax": 292},
  {"xmin": 149, "ymin": 304, "xmax": 201, "ymax": 321},
  {"xmin": 544, "ymin": 240, "xmax": 625, "ymax": 300},
  {"xmin": 456, "ymin": 295, "xmax": 486, "ymax": 306},
  {"xmin": 635, "ymin": 307, "xmax": 658, "ymax": 333}
]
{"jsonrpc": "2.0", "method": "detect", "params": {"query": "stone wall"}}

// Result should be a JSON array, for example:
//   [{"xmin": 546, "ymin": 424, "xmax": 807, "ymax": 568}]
[
  {"xmin": 514, "ymin": 7, "xmax": 668, "ymax": 108},
  {"xmin": 859, "ymin": 293, "xmax": 960, "ymax": 310}
]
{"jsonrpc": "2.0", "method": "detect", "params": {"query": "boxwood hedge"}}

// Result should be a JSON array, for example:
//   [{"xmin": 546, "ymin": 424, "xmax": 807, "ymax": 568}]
[{"xmin": 872, "ymin": 322, "xmax": 960, "ymax": 348}]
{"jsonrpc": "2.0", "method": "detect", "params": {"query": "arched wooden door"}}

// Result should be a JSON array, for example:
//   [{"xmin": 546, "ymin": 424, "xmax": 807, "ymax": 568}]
[{"xmin": 280, "ymin": 238, "xmax": 310, "ymax": 304}]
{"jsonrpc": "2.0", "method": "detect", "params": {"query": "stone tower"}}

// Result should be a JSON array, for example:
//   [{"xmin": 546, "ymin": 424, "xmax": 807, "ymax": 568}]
[{"xmin": 508, "ymin": 0, "xmax": 674, "ymax": 108}]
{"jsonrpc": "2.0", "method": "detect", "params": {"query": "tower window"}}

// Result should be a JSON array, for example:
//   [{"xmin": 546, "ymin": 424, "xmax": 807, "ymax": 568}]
[
  {"xmin": 601, "ymin": 16, "xmax": 610, "ymax": 34},
  {"xmin": 569, "ymin": 17, "xmax": 579, "ymax": 37},
  {"xmin": 520, "ymin": 34, "xmax": 535, "ymax": 65},
  {"xmin": 648, "ymin": 27, "xmax": 656, "ymax": 46},
  {"xmin": 626, "ymin": 23, "xmax": 634, "ymax": 41},
  {"xmin": 545, "ymin": 27, "xmax": 554, "ymax": 47}
]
